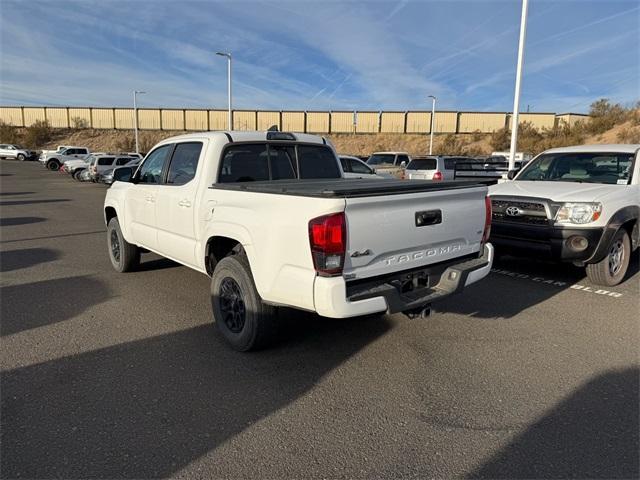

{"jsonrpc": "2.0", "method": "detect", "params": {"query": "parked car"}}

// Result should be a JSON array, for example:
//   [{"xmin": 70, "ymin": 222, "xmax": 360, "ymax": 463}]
[
  {"xmin": 366, "ymin": 151, "xmax": 411, "ymax": 178},
  {"xmin": 339, "ymin": 155, "xmax": 385, "ymax": 179},
  {"xmin": 41, "ymin": 146, "xmax": 91, "ymax": 171},
  {"xmin": 489, "ymin": 144, "xmax": 639, "ymax": 286},
  {"xmin": 0, "ymin": 144, "xmax": 37, "ymax": 161},
  {"xmin": 100, "ymin": 158, "xmax": 142, "ymax": 185},
  {"xmin": 405, "ymin": 156, "xmax": 470, "ymax": 181},
  {"xmin": 39, "ymin": 145, "xmax": 72, "ymax": 161},
  {"xmin": 88, "ymin": 155, "xmax": 137, "ymax": 181},
  {"xmin": 104, "ymin": 131, "xmax": 493, "ymax": 351}
]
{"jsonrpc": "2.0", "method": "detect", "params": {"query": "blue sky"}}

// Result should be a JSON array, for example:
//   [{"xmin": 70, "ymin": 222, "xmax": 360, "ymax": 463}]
[{"xmin": 0, "ymin": 0, "xmax": 638, "ymax": 113}]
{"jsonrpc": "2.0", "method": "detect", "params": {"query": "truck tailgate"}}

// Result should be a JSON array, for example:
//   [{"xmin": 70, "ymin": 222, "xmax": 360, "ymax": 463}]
[{"xmin": 343, "ymin": 186, "xmax": 487, "ymax": 279}]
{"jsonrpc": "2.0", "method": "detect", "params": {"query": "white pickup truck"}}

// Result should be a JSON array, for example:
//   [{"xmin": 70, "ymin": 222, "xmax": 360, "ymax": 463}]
[
  {"xmin": 40, "ymin": 146, "xmax": 91, "ymax": 171},
  {"xmin": 490, "ymin": 144, "xmax": 639, "ymax": 286},
  {"xmin": 104, "ymin": 131, "xmax": 493, "ymax": 351}
]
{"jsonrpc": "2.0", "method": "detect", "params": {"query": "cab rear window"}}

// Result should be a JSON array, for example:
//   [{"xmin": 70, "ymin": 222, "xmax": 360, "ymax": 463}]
[{"xmin": 218, "ymin": 143, "xmax": 340, "ymax": 183}]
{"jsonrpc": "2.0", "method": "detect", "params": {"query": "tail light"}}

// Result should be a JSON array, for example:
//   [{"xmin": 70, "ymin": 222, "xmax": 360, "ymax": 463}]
[
  {"xmin": 309, "ymin": 212, "xmax": 346, "ymax": 276},
  {"xmin": 482, "ymin": 196, "xmax": 492, "ymax": 243},
  {"xmin": 400, "ymin": 170, "xmax": 405, "ymax": 180},
  {"xmin": 432, "ymin": 171, "xmax": 443, "ymax": 181}
]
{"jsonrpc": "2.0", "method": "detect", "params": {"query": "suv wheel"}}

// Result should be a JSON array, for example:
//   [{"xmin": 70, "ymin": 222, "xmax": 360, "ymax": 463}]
[
  {"xmin": 210, "ymin": 252, "xmax": 276, "ymax": 351},
  {"xmin": 586, "ymin": 229, "xmax": 631, "ymax": 286},
  {"xmin": 47, "ymin": 160, "xmax": 60, "ymax": 171},
  {"xmin": 107, "ymin": 217, "xmax": 140, "ymax": 272},
  {"xmin": 17, "ymin": 153, "xmax": 26, "ymax": 161}
]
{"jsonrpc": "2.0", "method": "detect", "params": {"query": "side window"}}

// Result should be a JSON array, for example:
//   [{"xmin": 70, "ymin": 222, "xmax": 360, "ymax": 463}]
[
  {"xmin": 444, "ymin": 159, "xmax": 457, "ymax": 170},
  {"xmin": 98, "ymin": 157, "xmax": 115, "ymax": 166},
  {"xmin": 138, "ymin": 145, "xmax": 172, "ymax": 184},
  {"xmin": 166, "ymin": 142, "xmax": 203, "ymax": 185},
  {"xmin": 219, "ymin": 144, "xmax": 269, "ymax": 183},
  {"xmin": 339, "ymin": 158, "xmax": 350, "ymax": 172},
  {"xmin": 350, "ymin": 159, "xmax": 372, "ymax": 174},
  {"xmin": 397, "ymin": 155, "xmax": 409, "ymax": 166},
  {"xmin": 116, "ymin": 157, "xmax": 131, "ymax": 166}
]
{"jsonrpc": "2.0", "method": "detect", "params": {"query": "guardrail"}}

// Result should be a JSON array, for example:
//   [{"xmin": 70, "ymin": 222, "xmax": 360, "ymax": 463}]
[{"xmin": 0, "ymin": 106, "xmax": 588, "ymax": 134}]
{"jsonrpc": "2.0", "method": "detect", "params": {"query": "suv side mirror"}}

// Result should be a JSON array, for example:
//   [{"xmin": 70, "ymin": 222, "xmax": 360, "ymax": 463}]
[
  {"xmin": 400, "ymin": 161, "xmax": 407, "ymax": 168},
  {"xmin": 113, "ymin": 166, "xmax": 134, "ymax": 183},
  {"xmin": 507, "ymin": 170, "xmax": 518, "ymax": 180}
]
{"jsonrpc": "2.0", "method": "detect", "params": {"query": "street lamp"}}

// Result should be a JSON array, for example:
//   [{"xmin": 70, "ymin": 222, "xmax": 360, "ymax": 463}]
[
  {"xmin": 216, "ymin": 52, "xmax": 233, "ymax": 130},
  {"xmin": 133, "ymin": 90, "xmax": 146, "ymax": 155},
  {"xmin": 428, "ymin": 95, "xmax": 436, "ymax": 155},
  {"xmin": 508, "ymin": 0, "xmax": 529, "ymax": 172}
]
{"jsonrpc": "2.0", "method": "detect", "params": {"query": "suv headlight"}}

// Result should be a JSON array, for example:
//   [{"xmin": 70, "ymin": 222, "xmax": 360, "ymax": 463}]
[{"xmin": 555, "ymin": 202, "xmax": 602, "ymax": 224}]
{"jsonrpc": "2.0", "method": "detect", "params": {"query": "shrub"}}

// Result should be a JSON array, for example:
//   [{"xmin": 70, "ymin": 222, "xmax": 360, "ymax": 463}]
[
  {"xmin": 0, "ymin": 121, "xmax": 21, "ymax": 144},
  {"xmin": 23, "ymin": 120, "xmax": 52, "ymax": 148},
  {"xmin": 489, "ymin": 127, "xmax": 510, "ymax": 151},
  {"xmin": 439, "ymin": 134, "xmax": 465, "ymax": 155},
  {"xmin": 471, "ymin": 129, "xmax": 484, "ymax": 142},
  {"xmin": 71, "ymin": 116, "xmax": 89, "ymax": 129},
  {"xmin": 617, "ymin": 127, "xmax": 640, "ymax": 144},
  {"xmin": 587, "ymin": 98, "xmax": 626, "ymax": 134}
]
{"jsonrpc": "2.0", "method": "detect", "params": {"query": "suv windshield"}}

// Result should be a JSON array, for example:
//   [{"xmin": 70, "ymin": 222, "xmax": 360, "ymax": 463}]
[
  {"xmin": 407, "ymin": 158, "xmax": 437, "ymax": 170},
  {"xmin": 367, "ymin": 154, "xmax": 396, "ymax": 166},
  {"xmin": 518, "ymin": 152, "xmax": 634, "ymax": 184}
]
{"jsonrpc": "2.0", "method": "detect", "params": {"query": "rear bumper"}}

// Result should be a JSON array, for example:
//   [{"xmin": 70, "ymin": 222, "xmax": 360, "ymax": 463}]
[{"xmin": 314, "ymin": 244, "xmax": 493, "ymax": 318}]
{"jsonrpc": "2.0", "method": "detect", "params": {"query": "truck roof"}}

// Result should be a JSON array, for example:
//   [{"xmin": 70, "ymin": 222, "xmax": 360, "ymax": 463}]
[
  {"xmin": 543, "ymin": 144, "xmax": 640, "ymax": 154},
  {"xmin": 155, "ymin": 131, "xmax": 327, "ymax": 145},
  {"xmin": 371, "ymin": 151, "xmax": 409, "ymax": 155}
]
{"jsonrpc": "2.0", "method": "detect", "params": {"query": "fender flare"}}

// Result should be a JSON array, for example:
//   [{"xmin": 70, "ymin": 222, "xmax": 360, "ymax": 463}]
[{"xmin": 587, "ymin": 206, "xmax": 639, "ymax": 263}]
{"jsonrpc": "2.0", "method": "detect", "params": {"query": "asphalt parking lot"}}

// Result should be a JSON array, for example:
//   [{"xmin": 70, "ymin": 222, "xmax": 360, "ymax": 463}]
[{"xmin": 1, "ymin": 160, "xmax": 638, "ymax": 479}]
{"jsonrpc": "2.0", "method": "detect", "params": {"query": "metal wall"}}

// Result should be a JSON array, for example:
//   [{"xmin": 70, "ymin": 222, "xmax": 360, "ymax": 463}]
[{"xmin": 0, "ymin": 106, "xmax": 586, "ymax": 134}]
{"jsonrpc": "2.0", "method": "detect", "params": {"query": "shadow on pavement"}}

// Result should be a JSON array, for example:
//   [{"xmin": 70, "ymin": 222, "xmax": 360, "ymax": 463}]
[
  {"xmin": 471, "ymin": 367, "xmax": 639, "ymax": 479},
  {"xmin": 0, "ymin": 247, "xmax": 60, "ymax": 272},
  {"xmin": 0, "ymin": 275, "xmax": 110, "ymax": 336},
  {"xmin": 0, "ymin": 216, "xmax": 47, "ymax": 227},
  {"xmin": 0, "ymin": 198, "xmax": 70, "ymax": 206},
  {"xmin": 1, "ymin": 315, "xmax": 391, "ymax": 478},
  {"xmin": 0, "ymin": 191, "xmax": 35, "ymax": 196}
]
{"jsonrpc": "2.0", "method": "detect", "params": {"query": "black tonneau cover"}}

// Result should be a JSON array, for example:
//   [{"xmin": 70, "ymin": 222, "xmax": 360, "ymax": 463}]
[{"xmin": 210, "ymin": 178, "xmax": 485, "ymax": 198}]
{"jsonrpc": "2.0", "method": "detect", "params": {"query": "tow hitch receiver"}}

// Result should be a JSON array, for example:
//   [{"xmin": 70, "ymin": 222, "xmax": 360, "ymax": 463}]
[{"xmin": 403, "ymin": 305, "xmax": 432, "ymax": 319}]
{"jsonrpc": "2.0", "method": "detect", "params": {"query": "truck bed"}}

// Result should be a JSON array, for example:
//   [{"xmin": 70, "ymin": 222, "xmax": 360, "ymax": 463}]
[{"xmin": 210, "ymin": 178, "xmax": 484, "ymax": 198}]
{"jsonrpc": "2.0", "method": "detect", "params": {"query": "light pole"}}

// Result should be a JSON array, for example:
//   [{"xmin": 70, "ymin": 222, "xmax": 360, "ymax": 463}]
[
  {"xmin": 133, "ymin": 90, "xmax": 146, "ymax": 155},
  {"xmin": 216, "ymin": 52, "xmax": 233, "ymax": 130},
  {"xmin": 428, "ymin": 95, "xmax": 436, "ymax": 155},
  {"xmin": 508, "ymin": 0, "xmax": 529, "ymax": 172}
]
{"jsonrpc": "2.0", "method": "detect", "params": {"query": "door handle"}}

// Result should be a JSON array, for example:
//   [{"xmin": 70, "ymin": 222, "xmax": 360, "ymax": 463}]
[
  {"xmin": 145, "ymin": 196, "xmax": 155, "ymax": 203},
  {"xmin": 178, "ymin": 199, "xmax": 192, "ymax": 207}
]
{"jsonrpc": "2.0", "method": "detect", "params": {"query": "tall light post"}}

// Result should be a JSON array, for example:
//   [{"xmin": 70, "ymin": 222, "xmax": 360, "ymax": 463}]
[
  {"xmin": 133, "ymin": 90, "xmax": 146, "ymax": 155},
  {"xmin": 216, "ymin": 52, "xmax": 233, "ymax": 130},
  {"xmin": 428, "ymin": 95, "xmax": 436, "ymax": 155},
  {"xmin": 508, "ymin": 0, "xmax": 529, "ymax": 172}
]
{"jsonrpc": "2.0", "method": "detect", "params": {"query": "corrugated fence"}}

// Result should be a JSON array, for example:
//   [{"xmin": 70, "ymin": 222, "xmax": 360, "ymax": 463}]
[{"xmin": 0, "ymin": 107, "xmax": 588, "ymax": 134}]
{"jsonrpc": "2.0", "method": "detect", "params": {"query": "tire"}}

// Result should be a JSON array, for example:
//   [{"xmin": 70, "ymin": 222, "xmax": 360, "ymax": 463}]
[
  {"xmin": 586, "ymin": 229, "xmax": 631, "ymax": 286},
  {"xmin": 73, "ymin": 169, "xmax": 84, "ymax": 180},
  {"xmin": 47, "ymin": 160, "xmax": 60, "ymax": 171},
  {"xmin": 210, "ymin": 252, "xmax": 276, "ymax": 351},
  {"xmin": 17, "ymin": 154, "xmax": 25, "ymax": 161},
  {"xmin": 107, "ymin": 217, "xmax": 140, "ymax": 273}
]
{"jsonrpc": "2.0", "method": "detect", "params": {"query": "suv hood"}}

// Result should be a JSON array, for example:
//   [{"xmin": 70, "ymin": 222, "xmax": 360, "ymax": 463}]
[{"xmin": 489, "ymin": 180, "xmax": 625, "ymax": 202}]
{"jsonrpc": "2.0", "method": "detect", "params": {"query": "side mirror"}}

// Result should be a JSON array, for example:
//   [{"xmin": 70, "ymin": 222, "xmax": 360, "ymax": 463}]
[
  {"xmin": 400, "ymin": 161, "xmax": 407, "ymax": 168},
  {"xmin": 113, "ymin": 166, "xmax": 134, "ymax": 183},
  {"xmin": 507, "ymin": 170, "xmax": 518, "ymax": 180}
]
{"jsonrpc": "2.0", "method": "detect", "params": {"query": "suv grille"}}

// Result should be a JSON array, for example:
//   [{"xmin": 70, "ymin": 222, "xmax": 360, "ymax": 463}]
[{"xmin": 492, "ymin": 199, "xmax": 549, "ymax": 226}]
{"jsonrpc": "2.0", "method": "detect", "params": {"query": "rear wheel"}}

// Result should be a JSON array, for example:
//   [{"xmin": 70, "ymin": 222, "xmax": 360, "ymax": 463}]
[
  {"xmin": 47, "ymin": 160, "xmax": 60, "ymax": 171},
  {"xmin": 73, "ymin": 169, "xmax": 84, "ymax": 180},
  {"xmin": 586, "ymin": 229, "xmax": 630, "ymax": 286},
  {"xmin": 210, "ymin": 252, "xmax": 276, "ymax": 351},
  {"xmin": 107, "ymin": 217, "xmax": 140, "ymax": 272},
  {"xmin": 17, "ymin": 153, "xmax": 26, "ymax": 161}
]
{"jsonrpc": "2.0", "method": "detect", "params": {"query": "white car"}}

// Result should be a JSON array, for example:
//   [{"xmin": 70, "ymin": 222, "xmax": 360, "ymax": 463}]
[
  {"xmin": 39, "ymin": 145, "xmax": 72, "ymax": 162},
  {"xmin": 490, "ymin": 144, "xmax": 639, "ymax": 286},
  {"xmin": 366, "ymin": 151, "xmax": 411, "ymax": 178},
  {"xmin": 41, "ymin": 146, "xmax": 91, "ymax": 171},
  {"xmin": 339, "ymin": 155, "xmax": 385, "ymax": 179},
  {"xmin": 104, "ymin": 131, "xmax": 493, "ymax": 351},
  {"xmin": 404, "ymin": 156, "xmax": 468, "ymax": 181},
  {"xmin": 0, "ymin": 144, "xmax": 37, "ymax": 161}
]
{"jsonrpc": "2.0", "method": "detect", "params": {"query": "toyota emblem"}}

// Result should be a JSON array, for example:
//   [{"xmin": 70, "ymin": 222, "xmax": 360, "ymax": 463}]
[{"xmin": 505, "ymin": 206, "xmax": 522, "ymax": 217}]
